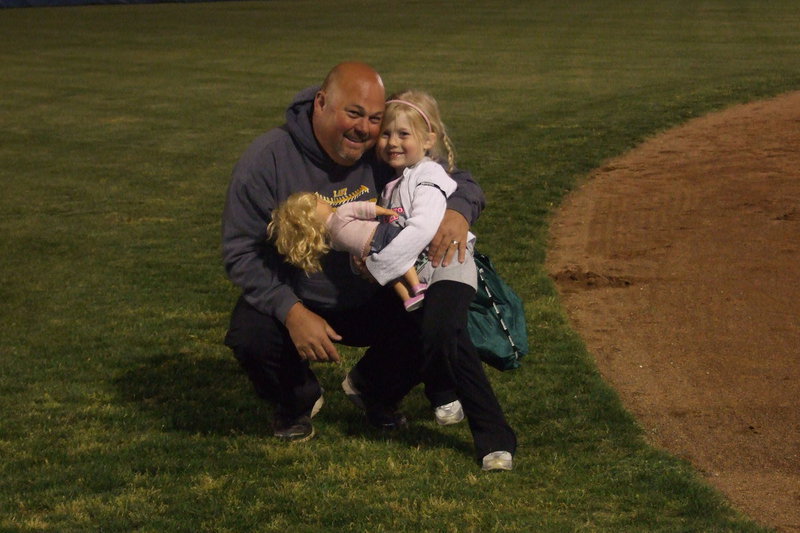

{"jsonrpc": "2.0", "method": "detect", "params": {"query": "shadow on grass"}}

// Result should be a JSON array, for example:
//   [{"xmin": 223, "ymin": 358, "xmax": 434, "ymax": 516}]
[
  {"xmin": 113, "ymin": 351, "xmax": 274, "ymax": 436},
  {"xmin": 113, "ymin": 351, "xmax": 475, "ymax": 458},
  {"xmin": 334, "ymin": 400, "xmax": 475, "ymax": 459}
]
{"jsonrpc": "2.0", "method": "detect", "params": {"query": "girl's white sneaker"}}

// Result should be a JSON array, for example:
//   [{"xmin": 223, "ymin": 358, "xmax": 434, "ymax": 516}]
[
  {"xmin": 482, "ymin": 451, "xmax": 513, "ymax": 471},
  {"xmin": 434, "ymin": 400, "xmax": 464, "ymax": 425}
]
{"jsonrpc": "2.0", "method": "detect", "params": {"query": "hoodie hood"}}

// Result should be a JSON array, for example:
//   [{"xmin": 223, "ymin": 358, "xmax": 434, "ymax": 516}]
[
  {"xmin": 284, "ymin": 85, "xmax": 336, "ymax": 170},
  {"xmin": 285, "ymin": 85, "xmax": 387, "ymax": 180}
]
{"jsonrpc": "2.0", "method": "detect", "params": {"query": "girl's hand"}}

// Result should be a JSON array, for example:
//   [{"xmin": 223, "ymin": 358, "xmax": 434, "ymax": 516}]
[{"xmin": 429, "ymin": 209, "xmax": 469, "ymax": 267}]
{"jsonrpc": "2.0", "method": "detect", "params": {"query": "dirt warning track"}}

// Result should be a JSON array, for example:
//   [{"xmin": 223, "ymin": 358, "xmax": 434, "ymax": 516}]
[{"xmin": 546, "ymin": 92, "xmax": 800, "ymax": 532}]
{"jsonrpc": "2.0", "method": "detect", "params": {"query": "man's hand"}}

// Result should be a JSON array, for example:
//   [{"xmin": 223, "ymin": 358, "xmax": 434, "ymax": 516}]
[
  {"xmin": 428, "ymin": 209, "xmax": 470, "ymax": 267},
  {"xmin": 284, "ymin": 303, "xmax": 342, "ymax": 363}
]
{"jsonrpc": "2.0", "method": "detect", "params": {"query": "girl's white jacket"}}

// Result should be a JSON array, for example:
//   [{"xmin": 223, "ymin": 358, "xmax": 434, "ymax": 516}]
[{"xmin": 366, "ymin": 158, "xmax": 465, "ymax": 285}]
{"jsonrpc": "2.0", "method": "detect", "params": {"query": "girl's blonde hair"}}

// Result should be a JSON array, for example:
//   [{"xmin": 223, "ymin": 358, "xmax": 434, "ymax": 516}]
[
  {"xmin": 267, "ymin": 192, "xmax": 330, "ymax": 273},
  {"xmin": 384, "ymin": 89, "xmax": 457, "ymax": 172}
]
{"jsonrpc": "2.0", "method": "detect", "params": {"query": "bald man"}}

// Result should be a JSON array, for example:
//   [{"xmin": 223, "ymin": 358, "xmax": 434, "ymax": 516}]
[{"xmin": 222, "ymin": 62, "xmax": 485, "ymax": 441}]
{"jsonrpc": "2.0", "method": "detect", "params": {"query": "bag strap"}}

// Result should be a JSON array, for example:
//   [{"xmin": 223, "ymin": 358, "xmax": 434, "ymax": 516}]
[{"xmin": 476, "ymin": 262, "xmax": 523, "ymax": 363}]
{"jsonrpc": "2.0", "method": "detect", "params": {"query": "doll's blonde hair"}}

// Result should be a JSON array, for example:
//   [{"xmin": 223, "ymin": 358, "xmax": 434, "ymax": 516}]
[
  {"xmin": 267, "ymin": 192, "xmax": 330, "ymax": 273},
  {"xmin": 384, "ymin": 89, "xmax": 457, "ymax": 172}
]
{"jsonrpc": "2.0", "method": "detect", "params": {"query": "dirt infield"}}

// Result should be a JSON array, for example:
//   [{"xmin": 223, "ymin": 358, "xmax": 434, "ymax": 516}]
[{"xmin": 546, "ymin": 92, "xmax": 800, "ymax": 532}]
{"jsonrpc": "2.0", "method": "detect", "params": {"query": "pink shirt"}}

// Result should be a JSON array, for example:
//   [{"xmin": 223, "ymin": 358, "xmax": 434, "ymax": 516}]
[{"xmin": 326, "ymin": 201, "xmax": 380, "ymax": 258}]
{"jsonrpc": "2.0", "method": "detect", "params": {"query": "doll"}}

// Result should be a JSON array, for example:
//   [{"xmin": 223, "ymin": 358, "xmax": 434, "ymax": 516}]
[{"xmin": 267, "ymin": 191, "xmax": 427, "ymax": 311}]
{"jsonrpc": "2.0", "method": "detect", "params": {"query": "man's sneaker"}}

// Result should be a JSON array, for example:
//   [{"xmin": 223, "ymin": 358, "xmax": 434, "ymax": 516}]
[
  {"xmin": 273, "ymin": 414, "xmax": 315, "ymax": 442},
  {"xmin": 341, "ymin": 373, "xmax": 365, "ymax": 409},
  {"xmin": 366, "ymin": 405, "xmax": 408, "ymax": 430},
  {"xmin": 342, "ymin": 372, "xmax": 406, "ymax": 430},
  {"xmin": 481, "ymin": 451, "xmax": 513, "ymax": 471},
  {"xmin": 434, "ymin": 400, "xmax": 465, "ymax": 426}
]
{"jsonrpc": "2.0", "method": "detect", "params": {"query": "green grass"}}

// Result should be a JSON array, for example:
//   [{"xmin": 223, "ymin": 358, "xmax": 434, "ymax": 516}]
[{"xmin": 2, "ymin": 0, "xmax": 798, "ymax": 530}]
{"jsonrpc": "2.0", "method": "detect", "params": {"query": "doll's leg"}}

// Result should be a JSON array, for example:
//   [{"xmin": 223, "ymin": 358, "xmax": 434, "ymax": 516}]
[
  {"xmin": 402, "ymin": 267, "xmax": 427, "ymax": 296},
  {"xmin": 392, "ymin": 279, "xmax": 412, "ymax": 301}
]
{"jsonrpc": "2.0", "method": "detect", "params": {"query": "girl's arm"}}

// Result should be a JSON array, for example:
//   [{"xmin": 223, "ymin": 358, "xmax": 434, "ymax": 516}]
[{"xmin": 366, "ymin": 183, "xmax": 448, "ymax": 285}]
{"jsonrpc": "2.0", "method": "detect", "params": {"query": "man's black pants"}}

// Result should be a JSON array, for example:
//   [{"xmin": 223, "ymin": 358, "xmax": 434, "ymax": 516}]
[{"xmin": 224, "ymin": 287, "xmax": 423, "ymax": 419}]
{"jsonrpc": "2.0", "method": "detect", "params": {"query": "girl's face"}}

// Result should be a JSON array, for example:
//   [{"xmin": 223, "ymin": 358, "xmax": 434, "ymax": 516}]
[{"xmin": 377, "ymin": 113, "xmax": 434, "ymax": 174}]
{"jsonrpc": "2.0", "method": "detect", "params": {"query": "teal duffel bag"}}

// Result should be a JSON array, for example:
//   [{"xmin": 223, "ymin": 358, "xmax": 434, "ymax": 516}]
[{"xmin": 467, "ymin": 251, "xmax": 529, "ymax": 371}]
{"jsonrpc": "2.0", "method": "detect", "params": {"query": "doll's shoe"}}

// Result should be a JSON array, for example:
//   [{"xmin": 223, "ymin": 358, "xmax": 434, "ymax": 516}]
[
  {"xmin": 411, "ymin": 283, "xmax": 428, "ymax": 295},
  {"xmin": 404, "ymin": 293, "xmax": 425, "ymax": 312},
  {"xmin": 481, "ymin": 451, "xmax": 513, "ymax": 471}
]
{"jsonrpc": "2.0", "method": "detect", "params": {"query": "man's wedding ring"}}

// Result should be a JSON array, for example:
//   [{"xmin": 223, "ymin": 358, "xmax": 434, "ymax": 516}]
[{"xmin": 450, "ymin": 240, "xmax": 460, "ymax": 246}]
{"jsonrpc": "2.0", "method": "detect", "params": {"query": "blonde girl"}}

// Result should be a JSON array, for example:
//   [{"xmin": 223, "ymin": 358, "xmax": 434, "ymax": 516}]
[
  {"xmin": 351, "ymin": 89, "xmax": 517, "ymax": 470},
  {"xmin": 267, "ymin": 192, "xmax": 428, "ymax": 311}
]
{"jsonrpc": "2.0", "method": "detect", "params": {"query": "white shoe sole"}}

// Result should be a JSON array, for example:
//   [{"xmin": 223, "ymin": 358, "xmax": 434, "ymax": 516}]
[
  {"xmin": 310, "ymin": 395, "xmax": 324, "ymax": 418},
  {"xmin": 341, "ymin": 374, "xmax": 365, "ymax": 410}
]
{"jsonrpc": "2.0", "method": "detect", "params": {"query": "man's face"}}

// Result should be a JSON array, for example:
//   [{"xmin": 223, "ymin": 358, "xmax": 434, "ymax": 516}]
[{"xmin": 313, "ymin": 79, "xmax": 385, "ymax": 166}]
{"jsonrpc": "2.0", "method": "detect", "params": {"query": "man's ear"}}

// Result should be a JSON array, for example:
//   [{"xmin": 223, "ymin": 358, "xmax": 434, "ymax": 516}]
[{"xmin": 314, "ymin": 91, "xmax": 326, "ymax": 112}]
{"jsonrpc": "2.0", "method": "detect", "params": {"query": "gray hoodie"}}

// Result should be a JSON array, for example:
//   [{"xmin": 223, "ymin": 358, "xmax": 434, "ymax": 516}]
[{"xmin": 221, "ymin": 86, "xmax": 485, "ymax": 321}]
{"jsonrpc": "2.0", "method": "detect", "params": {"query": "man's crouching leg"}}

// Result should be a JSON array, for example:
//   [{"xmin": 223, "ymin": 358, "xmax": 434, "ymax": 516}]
[{"xmin": 225, "ymin": 296, "xmax": 323, "ymax": 441}]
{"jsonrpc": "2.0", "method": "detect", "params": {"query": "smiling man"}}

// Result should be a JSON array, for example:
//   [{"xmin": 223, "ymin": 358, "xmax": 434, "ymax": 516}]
[
  {"xmin": 221, "ymin": 62, "xmax": 485, "ymax": 441},
  {"xmin": 311, "ymin": 63, "xmax": 385, "ymax": 166}
]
